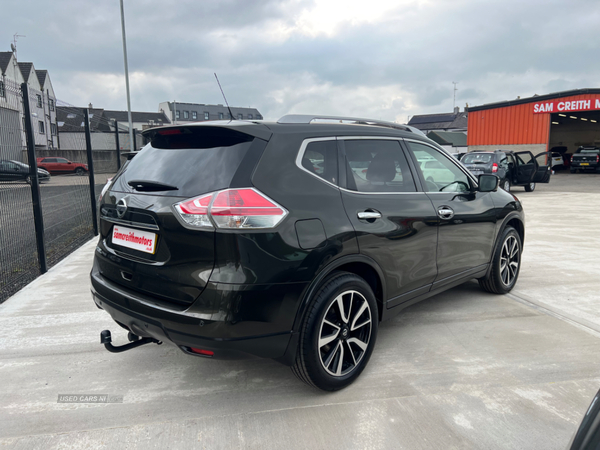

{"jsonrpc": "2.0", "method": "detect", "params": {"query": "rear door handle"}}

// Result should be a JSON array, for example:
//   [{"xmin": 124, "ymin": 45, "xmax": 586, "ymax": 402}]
[
  {"xmin": 437, "ymin": 206, "xmax": 454, "ymax": 220},
  {"xmin": 357, "ymin": 211, "xmax": 382, "ymax": 220}
]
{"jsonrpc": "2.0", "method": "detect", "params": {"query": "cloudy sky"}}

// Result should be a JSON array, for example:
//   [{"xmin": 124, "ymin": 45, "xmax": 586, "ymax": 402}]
[{"xmin": 2, "ymin": 0, "xmax": 598, "ymax": 122}]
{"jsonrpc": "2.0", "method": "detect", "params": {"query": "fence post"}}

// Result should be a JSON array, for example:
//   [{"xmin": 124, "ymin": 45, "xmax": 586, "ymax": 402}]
[
  {"xmin": 21, "ymin": 83, "xmax": 48, "ymax": 273},
  {"xmin": 114, "ymin": 120, "xmax": 121, "ymax": 170},
  {"xmin": 83, "ymin": 108, "xmax": 98, "ymax": 236},
  {"xmin": 133, "ymin": 128, "xmax": 137, "ymax": 151}
]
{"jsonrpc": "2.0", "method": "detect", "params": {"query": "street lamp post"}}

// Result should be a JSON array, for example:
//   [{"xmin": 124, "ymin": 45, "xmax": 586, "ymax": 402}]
[{"xmin": 119, "ymin": 0, "xmax": 135, "ymax": 151}]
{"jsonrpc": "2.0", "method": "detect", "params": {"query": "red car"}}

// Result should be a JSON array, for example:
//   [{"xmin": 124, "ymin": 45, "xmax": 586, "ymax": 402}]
[{"xmin": 36, "ymin": 157, "xmax": 88, "ymax": 175}]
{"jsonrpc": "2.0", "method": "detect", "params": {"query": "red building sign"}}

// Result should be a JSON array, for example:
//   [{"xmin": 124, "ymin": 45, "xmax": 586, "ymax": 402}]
[{"xmin": 533, "ymin": 98, "xmax": 600, "ymax": 114}]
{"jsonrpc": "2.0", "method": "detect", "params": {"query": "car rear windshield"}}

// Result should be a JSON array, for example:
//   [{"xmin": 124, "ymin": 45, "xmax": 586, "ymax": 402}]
[
  {"xmin": 577, "ymin": 148, "xmax": 600, "ymax": 154},
  {"xmin": 111, "ymin": 127, "xmax": 256, "ymax": 197},
  {"xmin": 461, "ymin": 153, "xmax": 492, "ymax": 164}
]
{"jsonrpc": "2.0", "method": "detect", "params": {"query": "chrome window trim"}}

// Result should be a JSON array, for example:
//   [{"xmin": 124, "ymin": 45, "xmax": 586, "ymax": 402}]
[
  {"xmin": 296, "ymin": 135, "xmax": 430, "ymax": 195},
  {"xmin": 295, "ymin": 137, "xmax": 341, "ymax": 190},
  {"xmin": 338, "ymin": 186, "xmax": 426, "ymax": 195}
]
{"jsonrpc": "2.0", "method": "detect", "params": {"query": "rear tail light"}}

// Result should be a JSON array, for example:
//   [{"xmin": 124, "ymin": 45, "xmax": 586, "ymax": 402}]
[
  {"xmin": 492, "ymin": 163, "xmax": 498, "ymax": 173},
  {"xmin": 597, "ymin": 155, "xmax": 599, "ymax": 163},
  {"xmin": 174, "ymin": 188, "xmax": 287, "ymax": 230},
  {"xmin": 174, "ymin": 192, "xmax": 213, "ymax": 228},
  {"xmin": 571, "ymin": 155, "xmax": 574, "ymax": 162}
]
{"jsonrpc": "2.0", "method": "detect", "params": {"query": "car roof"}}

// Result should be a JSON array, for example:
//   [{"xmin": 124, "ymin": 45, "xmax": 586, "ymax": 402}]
[{"xmin": 142, "ymin": 115, "xmax": 433, "ymax": 143}]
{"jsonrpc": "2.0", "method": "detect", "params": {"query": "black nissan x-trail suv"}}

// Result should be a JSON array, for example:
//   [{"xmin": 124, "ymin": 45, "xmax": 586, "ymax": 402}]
[{"xmin": 91, "ymin": 115, "xmax": 525, "ymax": 391}]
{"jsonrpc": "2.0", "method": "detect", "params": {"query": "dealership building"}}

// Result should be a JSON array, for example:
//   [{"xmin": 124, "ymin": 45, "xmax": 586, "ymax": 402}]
[{"xmin": 467, "ymin": 89, "xmax": 600, "ymax": 154}]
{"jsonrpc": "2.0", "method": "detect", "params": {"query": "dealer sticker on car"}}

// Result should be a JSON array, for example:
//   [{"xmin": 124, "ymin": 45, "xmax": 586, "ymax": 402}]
[{"xmin": 112, "ymin": 225, "xmax": 157, "ymax": 254}]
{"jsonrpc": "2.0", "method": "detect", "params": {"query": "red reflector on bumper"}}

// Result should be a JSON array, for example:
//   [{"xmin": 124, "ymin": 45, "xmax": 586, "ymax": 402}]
[{"xmin": 190, "ymin": 347, "xmax": 214, "ymax": 356}]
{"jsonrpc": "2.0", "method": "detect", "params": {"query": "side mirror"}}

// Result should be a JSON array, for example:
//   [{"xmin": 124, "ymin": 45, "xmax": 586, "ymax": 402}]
[
  {"xmin": 478, "ymin": 174, "xmax": 498, "ymax": 192},
  {"xmin": 68, "ymin": 162, "xmax": 72, "ymax": 164}
]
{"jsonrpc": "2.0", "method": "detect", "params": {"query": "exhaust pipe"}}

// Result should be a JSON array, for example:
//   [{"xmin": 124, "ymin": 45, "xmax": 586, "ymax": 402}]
[{"xmin": 100, "ymin": 330, "xmax": 161, "ymax": 353}]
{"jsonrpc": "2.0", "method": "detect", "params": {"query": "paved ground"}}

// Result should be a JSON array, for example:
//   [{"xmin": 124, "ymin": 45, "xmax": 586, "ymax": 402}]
[{"xmin": 0, "ymin": 172, "xmax": 598, "ymax": 449}]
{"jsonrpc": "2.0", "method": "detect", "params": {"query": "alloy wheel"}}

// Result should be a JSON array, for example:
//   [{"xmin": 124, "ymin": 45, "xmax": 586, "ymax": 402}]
[
  {"xmin": 500, "ymin": 235, "xmax": 520, "ymax": 286},
  {"xmin": 318, "ymin": 290, "xmax": 372, "ymax": 377}
]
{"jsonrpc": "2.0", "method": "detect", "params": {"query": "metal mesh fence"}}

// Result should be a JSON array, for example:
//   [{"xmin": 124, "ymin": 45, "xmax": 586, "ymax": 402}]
[
  {"xmin": 0, "ymin": 79, "xmax": 39, "ymax": 301},
  {"xmin": 0, "ymin": 80, "xmax": 147, "ymax": 303}
]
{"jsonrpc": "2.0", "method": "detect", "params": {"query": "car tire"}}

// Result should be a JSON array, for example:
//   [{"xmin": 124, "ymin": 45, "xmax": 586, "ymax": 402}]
[
  {"xmin": 478, "ymin": 226, "xmax": 522, "ymax": 295},
  {"xmin": 502, "ymin": 179, "xmax": 510, "ymax": 192},
  {"xmin": 291, "ymin": 271, "xmax": 378, "ymax": 391},
  {"xmin": 524, "ymin": 182, "xmax": 536, "ymax": 192},
  {"xmin": 75, "ymin": 167, "xmax": 85, "ymax": 175}
]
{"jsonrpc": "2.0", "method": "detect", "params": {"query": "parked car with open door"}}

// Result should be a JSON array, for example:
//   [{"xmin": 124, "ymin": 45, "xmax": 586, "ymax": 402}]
[{"xmin": 461, "ymin": 149, "xmax": 552, "ymax": 192}]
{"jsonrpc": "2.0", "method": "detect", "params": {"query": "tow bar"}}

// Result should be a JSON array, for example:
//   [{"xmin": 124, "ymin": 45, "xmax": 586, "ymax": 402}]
[{"xmin": 100, "ymin": 330, "xmax": 162, "ymax": 353}]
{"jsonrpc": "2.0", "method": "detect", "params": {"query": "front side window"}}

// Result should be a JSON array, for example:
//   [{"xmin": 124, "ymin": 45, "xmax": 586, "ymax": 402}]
[
  {"xmin": 300, "ymin": 140, "xmax": 338, "ymax": 185},
  {"xmin": 407, "ymin": 141, "xmax": 471, "ymax": 193},
  {"xmin": 57, "ymin": 158, "xmax": 69, "ymax": 163},
  {"xmin": 344, "ymin": 139, "xmax": 416, "ymax": 193}
]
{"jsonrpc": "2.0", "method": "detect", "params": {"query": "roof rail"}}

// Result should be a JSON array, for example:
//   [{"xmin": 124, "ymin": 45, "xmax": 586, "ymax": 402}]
[{"xmin": 277, "ymin": 114, "xmax": 426, "ymax": 136}]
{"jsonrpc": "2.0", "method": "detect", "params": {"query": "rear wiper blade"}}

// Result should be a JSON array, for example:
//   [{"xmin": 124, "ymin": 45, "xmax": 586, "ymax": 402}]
[{"xmin": 128, "ymin": 180, "xmax": 178, "ymax": 192}]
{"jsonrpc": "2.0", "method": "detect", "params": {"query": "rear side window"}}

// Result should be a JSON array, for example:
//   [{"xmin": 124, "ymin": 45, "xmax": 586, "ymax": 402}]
[
  {"xmin": 461, "ymin": 153, "xmax": 492, "ymax": 164},
  {"xmin": 113, "ymin": 127, "xmax": 256, "ymax": 197},
  {"xmin": 300, "ymin": 140, "xmax": 338, "ymax": 185},
  {"xmin": 344, "ymin": 139, "xmax": 416, "ymax": 193}
]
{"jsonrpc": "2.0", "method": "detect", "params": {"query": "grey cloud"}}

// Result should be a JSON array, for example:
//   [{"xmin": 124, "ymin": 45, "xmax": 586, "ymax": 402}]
[{"xmin": 2, "ymin": 0, "xmax": 598, "ymax": 119}]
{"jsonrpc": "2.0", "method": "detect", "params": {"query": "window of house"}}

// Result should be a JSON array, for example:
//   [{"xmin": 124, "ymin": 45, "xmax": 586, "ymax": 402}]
[
  {"xmin": 48, "ymin": 98, "xmax": 55, "ymax": 111},
  {"xmin": 183, "ymin": 111, "xmax": 189, "ymax": 119},
  {"xmin": 204, "ymin": 112, "xmax": 209, "ymax": 120},
  {"xmin": 256, "ymin": 115, "xmax": 262, "ymax": 120},
  {"xmin": 192, "ymin": 111, "xmax": 197, "ymax": 120},
  {"xmin": 0, "ymin": 81, "xmax": 5, "ymax": 98},
  {"xmin": 344, "ymin": 139, "xmax": 416, "ymax": 193},
  {"xmin": 36, "ymin": 94, "xmax": 42, "ymax": 108},
  {"xmin": 237, "ymin": 114, "xmax": 243, "ymax": 120},
  {"xmin": 301, "ymin": 140, "xmax": 338, "ymax": 185},
  {"xmin": 219, "ymin": 113, "xmax": 224, "ymax": 120},
  {"xmin": 38, "ymin": 121, "xmax": 45, "ymax": 134},
  {"xmin": 248, "ymin": 114, "xmax": 253, "ymax": 120},
  {"xmin": 51, "ymin": 123, "xmax": 57, "ymax": 135},
  {"xmin": 175, "ymin": 110, "xmax": 180, "ymax": 119}
]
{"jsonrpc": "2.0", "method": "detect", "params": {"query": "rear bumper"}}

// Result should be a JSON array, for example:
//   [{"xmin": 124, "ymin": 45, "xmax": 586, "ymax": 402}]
[
  {"xmin": 571, "ymin": 162, "xmax": 599, "ymax": 170},
  {"xmin": 90, "ymin": 261, "xmax": 305, "ymax": 361}
]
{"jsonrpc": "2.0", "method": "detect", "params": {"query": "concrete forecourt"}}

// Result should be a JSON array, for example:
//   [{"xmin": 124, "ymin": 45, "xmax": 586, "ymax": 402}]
[{"xmin": 0, "ymin": 172, "xmax": 599, "ymax": 449}]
